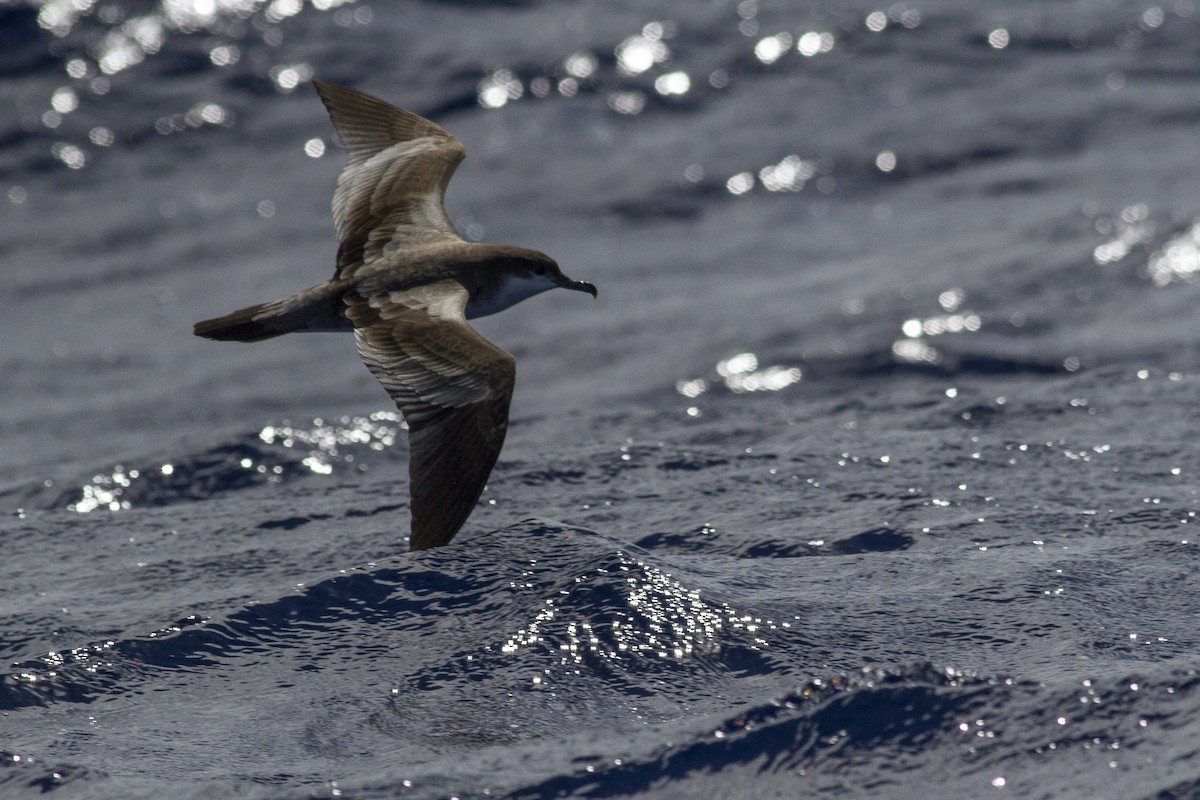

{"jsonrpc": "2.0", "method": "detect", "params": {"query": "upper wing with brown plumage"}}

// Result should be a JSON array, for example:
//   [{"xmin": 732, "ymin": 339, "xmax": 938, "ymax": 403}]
[
  {"xmin": 313, "ymin": 80, "xmax": 467, "ymax": 279},
  {"xmin": 344, "ymin": 280, "xmax": 515, "ymax": 551}
]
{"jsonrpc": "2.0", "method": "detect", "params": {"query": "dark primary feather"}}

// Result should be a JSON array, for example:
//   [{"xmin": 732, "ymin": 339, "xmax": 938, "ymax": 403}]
[
  {"xmin": 344, "ymin": 281, "xmax": 516, "ymax": 551},
  {"xmin": 313, "ymin": 80, "xmax": 467, "ymax": 279}
]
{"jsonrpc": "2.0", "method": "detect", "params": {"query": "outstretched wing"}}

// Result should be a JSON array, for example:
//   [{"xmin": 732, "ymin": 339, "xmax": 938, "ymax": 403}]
[
  {"xmin": 313, "ymin": 80, "xmax": 467, "ymax": 279},
  {"xmin": 344, "ymin": 280, "xmax": 515, "ymax": 551}
]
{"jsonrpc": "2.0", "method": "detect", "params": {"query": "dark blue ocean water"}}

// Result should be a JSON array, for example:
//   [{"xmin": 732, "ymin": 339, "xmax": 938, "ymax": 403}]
[{"xmin": 4, "ymin": 1, "xmax": 1200, "ymax": 797}]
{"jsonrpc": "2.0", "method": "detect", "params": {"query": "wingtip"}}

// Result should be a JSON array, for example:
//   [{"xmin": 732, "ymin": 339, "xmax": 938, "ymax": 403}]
[
  {"xmin": 311, "ymin": 78, "xmax": 343, "ymax": 101},
  {"xmin": 311, "ymin": 78, "xmax": 363, "ymax": 106},
  {"xmin": 311, "ymin": 78, "xmax": 340, "ymax": 112}
]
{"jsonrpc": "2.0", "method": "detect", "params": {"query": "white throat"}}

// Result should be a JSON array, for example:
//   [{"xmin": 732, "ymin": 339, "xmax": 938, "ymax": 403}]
[{"xmin": 466, "ymin": 273, "xmax": 555, "ymax": 319}]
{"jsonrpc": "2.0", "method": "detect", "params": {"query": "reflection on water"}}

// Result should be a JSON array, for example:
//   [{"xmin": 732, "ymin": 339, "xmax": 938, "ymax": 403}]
[
  {"xmin": 475, "ymin": 10, "xmax": 836, "ymax": 118},
  {"xmin": 892, "ymin": 288, "xmax": 983, "ymax": 366},
  {"xmin": 726, "ymin": 154, "xmax": 828, "ymax": 196},
  {"xmin": 13, "ymin": 637, "xmax": 118, "ymax": 685},
  {"xmin": 67, "ymin": 411, "xmax": 404, "ymax": 512},
  {"xmin": 1089, "ymin": 203, "xmax": 1200, "ymax": 287},
  {"xmin": 71, "ymin": 464, "xmax": 140, "ymax": 512},
  {"xmin": 153, "ymin": 101, "xmax": 233, "ymax": 136},
  {"xmin": 754, "ymin": 32, "xmax": 791, "ymax": 64},
  {"xmin": 1092, "ymin": 203, "xmax": 1153, "ymax": 266},
  {"xmin": 797, "ymin": 31, "xmax": 835, "ymax": 57},
  {"xmin": 1147, "ymin": 218, "xmax": 1200, "ymax": 286},
  {"xmin": 988, "ymin": 28, "xmax": 1011, "ymax": 49},
  {"xmin": 477, "ymin": 69, "xmax": 524, "ymax": 110},
  {"xmin": 616, "ymin": 22, "xmax": 672, "ymax": 76},
  {"xmin": 268, "ymin": 62, "xmax": 313, "ymax": 92},
  {"xmin": 257, "ymin": 410, "xmax": 404, "ymax": 475},
  {"xmin": 759, "ymin": 155, "xmax": 816, "ymax": 192},
  {"xmin": 870, "ymin": 5, "xmax": 922, "ymax": 30},
  {"xmin": 677, "ymin": 352, "xmax": 801, "ymax": 398},
  {"xmin": 23, "ymin": 0, "xmax": 369, "ymax": 171},
  {"xmin": 50, "ymin": 141, "xmax": 87, "ymax": 169},
  {"xmin": 607, "ymin": 90, "xmax": 646, "ymax": 116},
  {"xmin": 564, "ymin": 51, "xmax": 598, "ymax": 80},
  {"xmin": 26, "ymin": 0, "xmax": 856, "ymax": 205},
  {"xmin": 499, "ymin": 552, "xmax": 784, "ymax": 676},
  {"xmin": 476, "ymin": 21, "xmax": 678, "ymax": 115},
  {"xmin": 754, "ymin": 30, "xmax": 834, "ymax": 63},
  {"xmin": 653, "ymin": 70, "xmax": 690, "ymax": 96},
  {"xmin": 34, "ymin": 0, "xmax": 358, "ymax": 40}
]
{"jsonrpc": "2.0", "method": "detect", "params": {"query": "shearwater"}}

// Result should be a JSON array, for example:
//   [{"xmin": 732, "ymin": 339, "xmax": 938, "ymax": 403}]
[{"xmin": 194, "ymin": 80, "xmax": 597, "ymax": 551}]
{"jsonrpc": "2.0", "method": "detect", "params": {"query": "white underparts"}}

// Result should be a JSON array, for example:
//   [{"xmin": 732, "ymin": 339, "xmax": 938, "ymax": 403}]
[{"xmin": 466, "ymin": 274, "xmax": 556, "ymax": 319}]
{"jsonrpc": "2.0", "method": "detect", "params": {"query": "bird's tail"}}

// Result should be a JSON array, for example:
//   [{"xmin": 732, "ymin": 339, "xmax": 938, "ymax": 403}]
[
  {"xmin": 194, "ymin": 300, "xmax": 290, "ymax": 342},
  {"xmin": 194, "ymin": 283, "xmax": 349, "ymax": 343}
]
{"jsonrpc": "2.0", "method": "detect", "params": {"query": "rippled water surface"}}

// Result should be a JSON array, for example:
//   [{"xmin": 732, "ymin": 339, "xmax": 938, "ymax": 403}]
[{"xmin": 4, "ymin": 1, "xmax": 1200, "ymax": 797}]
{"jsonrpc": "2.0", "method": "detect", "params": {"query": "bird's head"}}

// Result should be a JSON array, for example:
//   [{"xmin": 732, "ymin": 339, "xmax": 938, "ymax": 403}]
[
  {"xmin": 465, "ymin": 244, "xmax": 598, "ymax": 319},
  {"xmin": 503, "ymin": 247, "xmax": 598, "ymax": 298}
]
